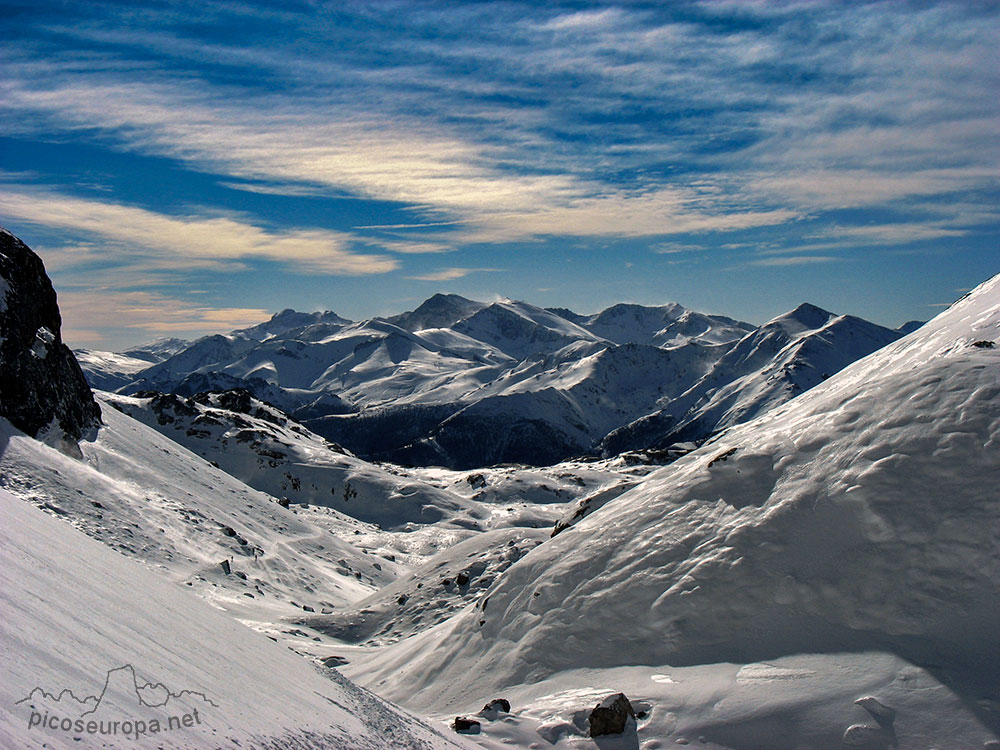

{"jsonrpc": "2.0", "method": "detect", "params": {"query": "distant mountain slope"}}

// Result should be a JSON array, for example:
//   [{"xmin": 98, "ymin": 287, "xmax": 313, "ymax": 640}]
[
  {"xmin": 602, "ymin": 303, "xmax": 902, "ymax": 453},
  {"xmin": 387, "ymin": 341, "xmax": 726, "ymax": 468},
  {"xmin": 0, "ymin": 487, "xmax": 475, "ymax": 749},
  {"xmin": 387, "ymin": 293, "xmax": 486, "ymax": 332},
  {"xmin": 122, "ymin": 336, "xmax": 190, "ymax": 362},
  {"xmin": 452, "ymin": 299, "xmax": 607, "ymax": 359},
  {"xmin": 74, "ymin": 349, "xmax": 153, "ymax": 391},
  {"xmin": 577, "ymin": 302, "xmax": 754, "ymax": 347},
  {"xmin": 88, "ymin": 290, "xmax": 903, "ymax": 469},
  {"xmin": 364, "ymin": 275, "xmax": 1000, "ymax": 718},
  {"xmin": 102, "ymin": 388, "xmax": 481, "ymax": 529}
]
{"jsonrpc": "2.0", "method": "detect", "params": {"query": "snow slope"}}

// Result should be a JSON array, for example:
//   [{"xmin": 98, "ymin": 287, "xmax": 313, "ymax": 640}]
[
  {"xmin": 0, "ymin": 487, "xmax": 476, "ymax": 749},
  {"xmin": 74, "ymin": 349, "xmax": 153, "ymax": 391},
  {"xmin": 351, "ymin": 275, "xmax": 1000, "ymax": 747},
  {"xmin": 101, "ymin": 389, "xmax": 482, "ymax": 529},
  {"xmin": 603, "ymin": 303, "xmax": 902, "ymax": 453},
  {"xmin": 0, "ymin": 405, "xmax": 396, "ymax": 622}
]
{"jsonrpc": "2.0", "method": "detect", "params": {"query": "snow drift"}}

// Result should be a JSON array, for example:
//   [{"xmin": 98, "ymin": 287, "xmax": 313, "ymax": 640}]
[{"xmin": 359, "ymin": 275, "xmax": 1000, "ymax": 726}]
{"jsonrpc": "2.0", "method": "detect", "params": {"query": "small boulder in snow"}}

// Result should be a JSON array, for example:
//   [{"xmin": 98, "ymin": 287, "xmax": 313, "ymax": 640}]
[
  {"xmin": 588, "ymin": 692, "xmax": 636, "ymax": 737},
  {"xmin": 452, "ymin": 716, "xmax": 481, "ymax": 734},
  {"xmin": 479, "ymin": 697, "xmax": 510, "ymax": 720}
]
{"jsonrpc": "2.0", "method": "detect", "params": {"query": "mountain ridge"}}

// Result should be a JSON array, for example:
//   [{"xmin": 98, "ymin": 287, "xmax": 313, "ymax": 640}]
[{"xmin": 82, "ymin": 292, "xmax": 904, "ymax": 469}]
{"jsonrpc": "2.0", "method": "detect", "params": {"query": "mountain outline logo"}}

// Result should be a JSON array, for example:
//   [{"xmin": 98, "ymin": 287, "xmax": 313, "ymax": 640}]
[{"xmin": 16, "ymin": 664, "xmax": 217, "ymax": 741}]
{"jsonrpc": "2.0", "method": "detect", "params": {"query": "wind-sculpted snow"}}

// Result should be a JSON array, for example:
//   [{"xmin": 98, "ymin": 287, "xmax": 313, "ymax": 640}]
[
  {"xmin": 358, "ymin": 275, "xmax": 1000, "ymax": 724},
  {"xmin": 0, "ymin": 488, "xmax": 476, "ymax": 749}
]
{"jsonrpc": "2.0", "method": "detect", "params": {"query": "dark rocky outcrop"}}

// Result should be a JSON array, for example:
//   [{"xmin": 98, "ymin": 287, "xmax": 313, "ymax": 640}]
[
  {"xmin": 588, "ymin": 693, "xmax": 636, "ymax": 737},
  {"xmin": 0, "ymin": 228, "xmax": 101, "ymax": 443},
  {"xmin": 451, "ymin": 716, "xmax": 480, "ymax": 734},
  {"xmin": 479, "ymin": 698, "xmax": 510, "ymax": 719}
]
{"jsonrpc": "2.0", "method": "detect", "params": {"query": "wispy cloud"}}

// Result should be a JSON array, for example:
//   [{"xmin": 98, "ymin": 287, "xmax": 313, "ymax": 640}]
[
  {"xmin": 406, "ymin": 267, "xmax": 500, "ymax": 282},
  {"xmin": 57, "ymin": 288, "xmax": 269, "ymax": 347},
  {"xmin": 375, "ymin": 240, "xmax": 455, "ymax": 255},
  {"xmin": 4, "ymin": 1, "xmax": 996, "ymax": 249},
  {"xmin": 817, "ymin": 223, "xmax": 967, "ymax": 245},
  {"xmin": 750, "ymin": 255, "xmax": 841, "ymax": 267},
  {"xmin": 0, "ymin": 187, "xmax": 397, "ymax": 275},
  {"xmin": 652, "ymin": 242, "xmax": 706, "ymax": 255}
]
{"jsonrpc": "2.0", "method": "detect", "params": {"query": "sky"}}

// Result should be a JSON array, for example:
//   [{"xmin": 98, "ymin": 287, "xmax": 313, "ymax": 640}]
[{"xmin": 1, "ymin": 0, "xmax": 997, "ymax": 350}]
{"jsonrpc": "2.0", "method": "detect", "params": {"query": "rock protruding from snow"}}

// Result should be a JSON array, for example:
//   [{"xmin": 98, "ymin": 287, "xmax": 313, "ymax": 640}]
[
  {"xmin": 452, "ymin": 716, "xmax": 481, "ymax": 734},
  {"xmin": 588, "ymin": 693, "xmax": 636, "ymax": 737},
  {"xmin": 480, "ymin": 698, "xmax": 511, "ymax": 718},
  {"xmin": 0, "ymin": 228, "xmax": 101, "ymax": 443}
]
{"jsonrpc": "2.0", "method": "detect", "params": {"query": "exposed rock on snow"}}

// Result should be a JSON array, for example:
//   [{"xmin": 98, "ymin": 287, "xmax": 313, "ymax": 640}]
[
  {"xmin": 480, "ymin": 698, "xmax": 511, "ymax": 719},
  {"xmin": 0, "ymin": 228, "xmax": 101, "ymax": 444},
  {"xmin": 451, "ymin": 716, "xmax": 481, "ymax": 734},
  {"xmin": 588, "ymin": 693, "xmax": 636, "ymax": 737}
]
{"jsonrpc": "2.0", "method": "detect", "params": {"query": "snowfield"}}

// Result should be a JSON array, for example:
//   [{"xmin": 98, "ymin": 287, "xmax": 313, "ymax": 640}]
[
  {"xmin": 0, "ymin": 487, "xmax": 477, "ymax": 749},
  {"xmin": 344, "ymin": 275, "xmax": 1000, "ymax": 748}
]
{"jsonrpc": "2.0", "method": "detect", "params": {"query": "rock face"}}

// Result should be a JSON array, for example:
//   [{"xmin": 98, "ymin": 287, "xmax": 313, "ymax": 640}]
[
  {"xmin": 0, "ymin": 228, "xmax": 101, "ymax": 442},
  {"xmin": 588, "ymin": 693, "xmax": 636, "ymax": 737},
  {"xmin": 479, "ymin": 698, "xmax": 510, "ymax": 720},
  {"xmin": 451, "ymin": 716, "xmax": 481, "ymax": 734}
]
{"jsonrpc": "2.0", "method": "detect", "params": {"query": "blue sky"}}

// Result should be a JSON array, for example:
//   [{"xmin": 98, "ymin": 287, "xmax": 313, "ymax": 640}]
[{"xmin": 1, "ymin": 0, "xmax": 997, "ymax": 349}]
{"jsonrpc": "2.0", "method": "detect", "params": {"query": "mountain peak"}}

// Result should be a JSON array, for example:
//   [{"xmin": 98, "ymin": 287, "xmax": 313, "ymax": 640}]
[
  {"xmin": 897, "ymin": 320, "xmax": 925, "ymax": 335},
  {"xmin": 774, "ymin": 302, "xmax": 835, "ymax": 331},
  {"xmin": 390, "ymin": 293, "xmax": 484, "ymax": 331}
]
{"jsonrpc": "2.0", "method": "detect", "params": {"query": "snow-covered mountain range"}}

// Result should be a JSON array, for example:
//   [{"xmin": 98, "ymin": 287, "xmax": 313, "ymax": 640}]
[
  {"xmin": 4, "ymin": 226, "xmax": 996, "ymax": 748},
  {"xmin": 79, "ymin": 291, "xmax": 902, "ymax": 469}
]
